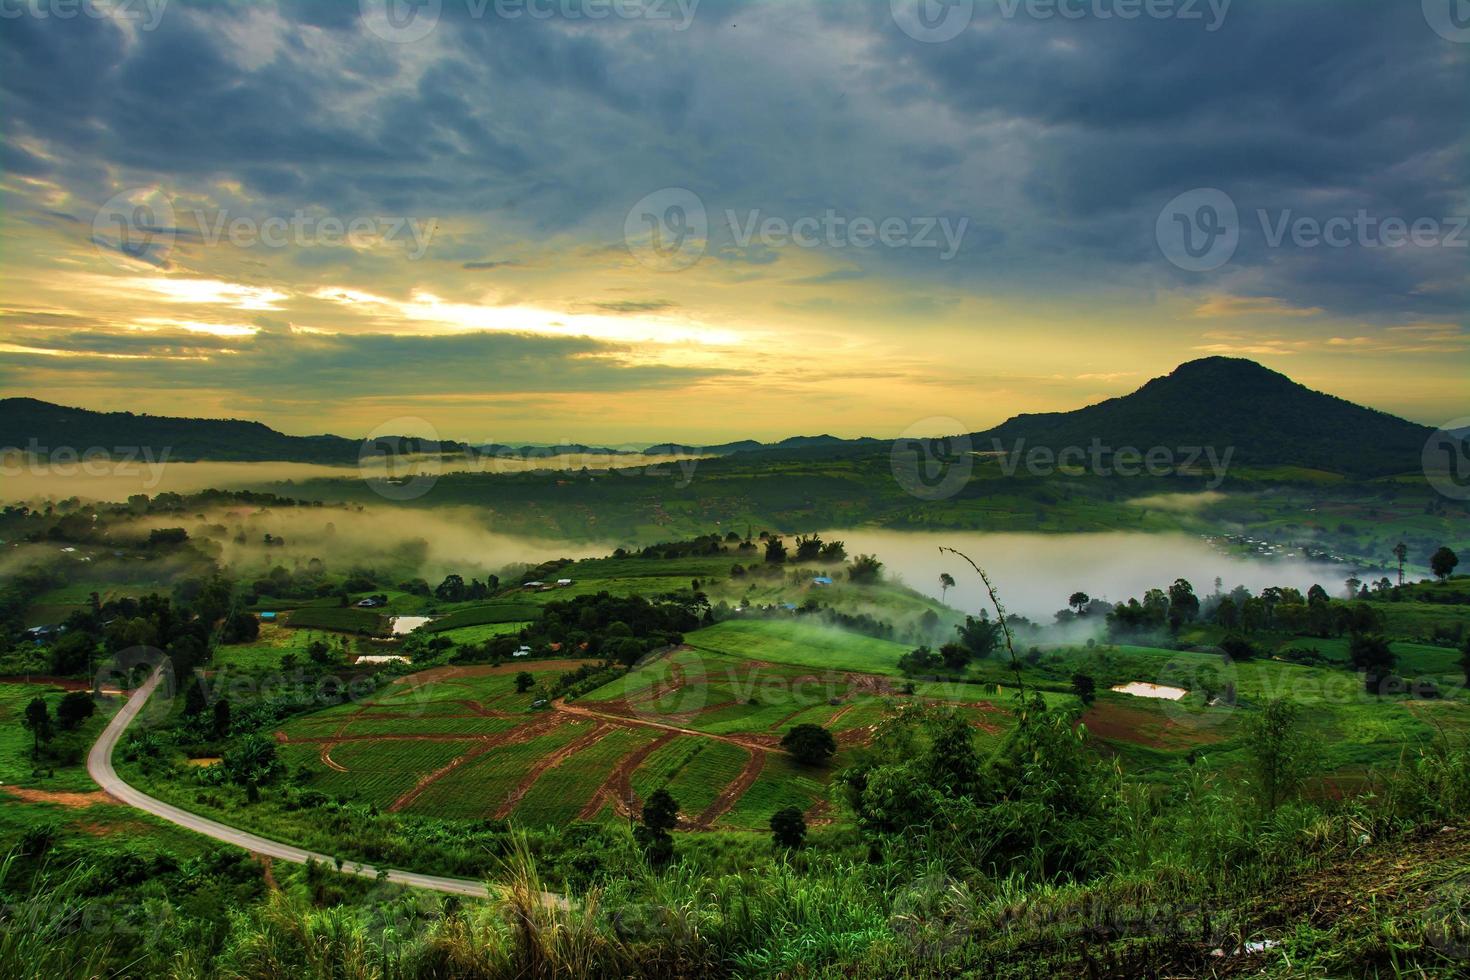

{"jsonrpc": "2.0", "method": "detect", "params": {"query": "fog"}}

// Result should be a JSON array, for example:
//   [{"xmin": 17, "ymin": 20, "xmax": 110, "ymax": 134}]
[
  {"xmin": 0, "ymin": 452, "xmax": 705, "ymax": 504},
  {"xmin": 136, "ymin": 504, "xmax": 613, "ymax": 583},
  {"xmin": 828, "ymin": 529, "xmax": 1363, "ymax": 621}
]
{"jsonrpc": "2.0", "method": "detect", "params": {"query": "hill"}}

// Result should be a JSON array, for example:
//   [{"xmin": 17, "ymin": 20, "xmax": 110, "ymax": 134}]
[
  {"xmin": 0, "ymin": 398, "xmax": 459, "ymax": 464},
  {"xmin": 974, "ymin": 357, "xmax": 1435, "ymax": 477}
]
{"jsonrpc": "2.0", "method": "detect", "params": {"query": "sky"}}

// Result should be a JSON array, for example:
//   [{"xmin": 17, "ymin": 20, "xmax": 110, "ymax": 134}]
[{"xmin": 0, "ymin": 0, "xmax": 1466, "ymax": 445}]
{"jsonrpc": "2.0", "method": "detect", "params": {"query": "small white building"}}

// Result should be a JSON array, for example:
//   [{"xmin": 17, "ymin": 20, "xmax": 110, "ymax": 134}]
[
  {"xmin": 556, "ymin": 578, "xmax": 573, "ymax": 587},
  {"xmin": 513, "ymin": 645, "xmax": 533, "ymax": 658}
]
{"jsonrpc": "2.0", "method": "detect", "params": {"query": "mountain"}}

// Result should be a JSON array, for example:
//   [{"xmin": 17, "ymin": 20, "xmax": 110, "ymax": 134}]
[
  {"xmin": 0, "ymin": 400, "xmax": 872, "ymax": 466},
  {"xmin": 973, "ymin": 357, "xmax": 1435, "ymax": 477},
  {"xmin": 0, "ymin": 398, "xmax": 462, "ymax": 464}
]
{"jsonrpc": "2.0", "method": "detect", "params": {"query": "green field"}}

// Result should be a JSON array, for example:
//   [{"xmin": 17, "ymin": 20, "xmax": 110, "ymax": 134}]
[
  {"xmin": 685, "ymin": 619, "xmax": 911, "ymax": 676},
  {"xmin": 283, "ymin": 606, "xmax": 389, "ymax": 635}
]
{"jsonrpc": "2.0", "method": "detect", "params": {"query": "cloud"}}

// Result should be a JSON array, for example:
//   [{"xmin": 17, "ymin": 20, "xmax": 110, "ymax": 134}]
[{"xmin": 1191, "ymin": 295, "xmax": 1325, "ymax": 319}]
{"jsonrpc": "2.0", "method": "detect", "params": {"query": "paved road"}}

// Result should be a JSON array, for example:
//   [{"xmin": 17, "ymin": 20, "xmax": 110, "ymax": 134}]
[{"xmin": 87, "ymin": 669, "xmax": 491, "ymax": 898}]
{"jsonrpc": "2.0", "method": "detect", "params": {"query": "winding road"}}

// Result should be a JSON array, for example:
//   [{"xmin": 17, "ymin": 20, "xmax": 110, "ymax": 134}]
[{"xmin": 87, "ymin": 669, "xmax": 492, "ymax": 898}]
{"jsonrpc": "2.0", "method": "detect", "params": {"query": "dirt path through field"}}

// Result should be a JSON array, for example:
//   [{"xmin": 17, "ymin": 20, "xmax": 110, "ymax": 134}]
[
  {"xmin": 578, "ymin": 732, "xmax": 677, "ymax": 820},
  {"xmin": 693, "ymin": 749, "xmax": 764, "ymax": 829},
  {"xmin": 494, "ymin": 723, "xmax": 610, "ymax": 819},
  {"xmin": 4, "ymin": 786, "xmax": 112, "ymax": 808},
  {"xmin": 385, "ymin": 712, "xmax": 566, "ymax": 812}
]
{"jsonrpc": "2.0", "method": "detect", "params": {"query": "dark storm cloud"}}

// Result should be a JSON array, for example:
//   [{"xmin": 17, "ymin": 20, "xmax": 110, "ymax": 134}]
[
  {"xmin": 0, "ymin": 0, "xmax": 1464, "ymax": 321},
  {"xmin": 0, "ymin": 325, "xmax": 738, "ymax": 396}
]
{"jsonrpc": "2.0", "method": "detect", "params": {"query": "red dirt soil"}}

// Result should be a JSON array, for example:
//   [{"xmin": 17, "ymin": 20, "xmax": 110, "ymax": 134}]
[{"xmin": 4, "ymin": 786, "xmax": 112, "ymax": 808}]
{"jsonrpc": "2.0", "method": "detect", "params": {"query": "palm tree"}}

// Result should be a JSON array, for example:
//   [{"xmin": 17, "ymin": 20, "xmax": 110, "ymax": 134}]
[{"xmin": 939, "ymin": 572, "xmax": 955, "ymax": 602}]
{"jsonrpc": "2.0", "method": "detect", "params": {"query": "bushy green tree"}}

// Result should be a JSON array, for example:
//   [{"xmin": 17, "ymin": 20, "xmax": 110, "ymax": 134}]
[
  {"xmin": 55, "ymin": 691, "xmax": 95, "ymax": 731},
  {"xmin": 781, "ymin": 724, "xmax": 837, "ymax": 766},
  {"xmin": 22, "ymin": 697, "xmax": 51, "ymax": 761},
  {"xmin": 769, "ymin": 805, "xmax": 807, "ymax": 850},
  {"xmin": 1246, "ymin": 697, "xmax": 1308, "ymax": 811}
]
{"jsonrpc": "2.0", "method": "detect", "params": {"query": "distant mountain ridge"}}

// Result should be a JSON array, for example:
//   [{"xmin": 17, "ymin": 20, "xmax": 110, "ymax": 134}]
[
  {"xmin": 0, "ymin": 359, "xmax": 1443, "ymax": 475},
  {"xmin": 0, "ymin": 399, "xmax": 873, "ymax": 464},
  {"xmin": 971, "ymin": 357, "xmax": 1435, "ymax": 477},
  {"xmin": 0, "ymin": 398, "xmax": 459, "ymax": 464}
]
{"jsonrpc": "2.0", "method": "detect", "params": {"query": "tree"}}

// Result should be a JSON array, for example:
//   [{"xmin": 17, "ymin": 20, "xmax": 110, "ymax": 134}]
[
  {"xmin": 1246, "ymin": 697, "xmax": 1308, "ymax": 812},
  {"xmin": 769, "ymin": 805, "xmax": 807, "ymax": 850},
  {"xmin": 221, "ymin": 610, "xmax": 259, "ymax": 644},
  {"xmin": 515, "ymin": 671, "xmax": 535, "ymax": 694},
  {"xmin": 764, "ymin": 537, "xmax": 787, "ymax": 564},
  {"xmin": 1431, "ymin": 546, "xmax": 1459, "ymax": 582},
  {"xmin": 955, "ymin": 613, "xmax": 1001, "ymax": 659},
  {"xmin": 1393, "ymin": 541, "xmax": 1408, "ymax": 587},
  {"xmin": 222, "ymin": 733, "xmax": 283, "ymax": 788},
  {"xmin": 1349, "ymin": 633, "xmax": 1397, "ymax": 694},
  {"xmin": 184, "ymin": 678, "xmax": 207, "ymax": 717},
  {"xmin": 55, "ymin": 691, "xmax": 95, "ymax": 731},
  {"xmin": 939, "ymin": 642, "xmax": 970, "ymax": 672},
  {"xmin": 435, "ymin": 574, "xmax": 467, "ymax": 602},
  {"xmin": 636, "ymin": 789, "xmax": 680, "ymax": 867},
  {"xmin": 22, "ymin": 697, "xmax": 51, "ymax": 761},
  {"xmin": 1167, "ymin": 579, "xmax": 1200, "ymax": 627},
  {"xmin": 847, "ymin": 554, "xmax": 883, "ymax": 584},
  {"xmin": 1461, "ymin": 635, "xmax": 1470, "ymax": 688},
  {"xmin": 939, "ymin": 572, "xmax": 956, "ymax": 602},
  {"xmin": 1068, "ymin": 591, "xmax": 1090, "ymax": 615},
  {"xmin": 1219, "ymin": 634, "xmax": 1258, "ymax": 661},
  {"xmin": 1071, "ymin": 673, "xmax": 1097, "ymax": 706},
  {"xmin": 781, "ymin": 724, "xmax": 837, "ymax": 766},
  {"xmin": 794, "ymin": 534, "xmax": 823, "ymax": 562},
  {"xmin": 212, "ymin": 698, "xmax": 232, "ymax": 739}
]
